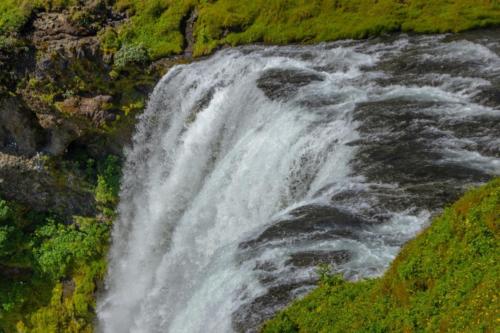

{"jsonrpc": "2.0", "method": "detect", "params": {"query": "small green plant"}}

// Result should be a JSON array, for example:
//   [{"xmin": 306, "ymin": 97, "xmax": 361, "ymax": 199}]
[
  {"xmin": 0, "ymin": 199, "xmax": 10, "ymax": 222},
  {"xmin": 113, "ymin": 44, "xmax": 150, "ymax": 70},
  {"xmin": 95, "ymin": 155, "xmax": 122, "ymax": 216},
  {"xmin": 316, "ymin": 264, "xmax": 345, "ymax": 287}
]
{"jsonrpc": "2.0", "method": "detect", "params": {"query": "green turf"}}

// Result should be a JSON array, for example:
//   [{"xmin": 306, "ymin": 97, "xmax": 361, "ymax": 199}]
[
  {"xmin": 263, "ymin": 178, "xmax": 500, "ymax": 332},
  {"xmin": 2, "ymin": 1, "xmax": 500, "ymax": 59}
]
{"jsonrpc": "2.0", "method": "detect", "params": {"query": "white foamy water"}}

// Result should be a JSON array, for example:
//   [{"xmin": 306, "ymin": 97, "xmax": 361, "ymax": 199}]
[{"xmin": 98, "ymin": 33, "xmax": 500, "ymax": 333}]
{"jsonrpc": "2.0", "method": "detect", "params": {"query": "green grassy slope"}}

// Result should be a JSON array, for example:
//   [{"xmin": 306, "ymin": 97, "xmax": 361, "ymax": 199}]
[
  {"xmin": 263, "ymin": 178, "xmax": 500, "ymax": 333},
  {"xmin": 192, "ymin": 0, "xmax": 500, "ymax": 56},
  {"xmin": 2, "ymin": 1, "xmax": 500, "ymax": 59}
]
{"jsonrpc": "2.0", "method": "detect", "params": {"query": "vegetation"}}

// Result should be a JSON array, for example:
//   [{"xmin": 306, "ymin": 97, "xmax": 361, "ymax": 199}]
[
  {"xmin": 103, "ymin": 0, "xmax": 500, "ymax": 58},
  {"xmin": 113, "ymin": 44, "xmax": 150, "ymax": 71},
  {"xmin": 0, "ymin": 155, "xmax": 121, "ymax": 333},
  {"xmin": 191, "ymin": 0, "xmax": 500, "ymax": 56},
  {"xmin": 0, "ymin": 0, "xmax": 31, "ymax": 35},
  {"xmin": 95, "ymin": 155, "xmax": 122, "ymax": 216},
  {"xmin": 2, "ymin": 1, "xmax": 500, "ymax": 59},
  {"xmin": 263, "ymin": 178, "xmax": 500, "ymax": 333}
]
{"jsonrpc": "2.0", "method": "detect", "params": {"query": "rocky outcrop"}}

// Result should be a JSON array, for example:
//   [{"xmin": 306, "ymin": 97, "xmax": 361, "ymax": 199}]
[
  {"xmin": 0, "ymin": 152, "xmax": 96, "ymax": 217},
  {"xmin": 58, "ymin": 95, "xmax": 115, "ymax": 126},
  {"xmin": 183, "ymin": 8, "xmax": 198, "ymax": 59},
  {"xmin": 0, "ymin": 1, "xmax": 180, "ymax": 217},
  {"xmin": 0, "ymin": 2, "xmax": 121, "ymax": 216},
  {"xmin": 0, "ymin": 96, "xmax": 46, "ymax": 156}
]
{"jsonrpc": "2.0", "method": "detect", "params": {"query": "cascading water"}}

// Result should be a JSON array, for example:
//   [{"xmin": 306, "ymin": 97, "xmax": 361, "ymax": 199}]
[{"xmin": 97, "ymin": 30, "xmax": 500, "ymax": 333}]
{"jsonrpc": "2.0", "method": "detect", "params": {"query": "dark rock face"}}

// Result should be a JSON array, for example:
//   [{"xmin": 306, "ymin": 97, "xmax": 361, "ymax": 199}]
[
  {"xmin": 0, "ymin": 97, "xmax": 46, "ymax": 156},
  {"xmin": 0, "ymin": 153, "xmax": 96, "ymax": 217},
  {"xmin": 257, "ymin": 68, "xmax": 324, "ymax": 101},
  {"xmin": 241, "ymin": 205, "xmax": 368, "ymax": 249},
  {"xmin": 351, "ymin": 98, "xmax": 497, "ymax": 211},
  {"xmin": 233, "ymin": 282, "xmax": 313, "ymax": 333},
  {"xmin": 286, "ymin": 250, "xmax": 351, "ymax": 268}
]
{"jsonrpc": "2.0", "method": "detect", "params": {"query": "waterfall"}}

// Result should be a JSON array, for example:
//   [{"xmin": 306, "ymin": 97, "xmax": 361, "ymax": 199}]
[{"xmin": 98, "ymin": 32, "xmax": 500, "ymax": 333}]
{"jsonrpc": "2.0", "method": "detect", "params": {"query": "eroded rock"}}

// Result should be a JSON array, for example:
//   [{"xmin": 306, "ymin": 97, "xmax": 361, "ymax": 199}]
[
  {"xmin": 0, "ymin": 152, "xmax": 96, "ymax": 217},
  {"xmin": 58, "ymin": 95, "xmax": 115, "ymax": 126},
  {"xmin": 0, "ymin": 96, "xmax": 46, "ymax": 156}
]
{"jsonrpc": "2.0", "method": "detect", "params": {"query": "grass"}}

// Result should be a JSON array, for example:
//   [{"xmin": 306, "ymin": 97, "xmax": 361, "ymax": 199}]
[
  {"xmin": 262, "ymin": 178, "xmax": 500, "ymax": 333},
  {"xmin": 110, "ymin": 0, "xmax": 500, "ymax": 57},
  {"xmin": 0, "ymin": 0, "xmax": 79, "ymax": 34},
  {"xmin": 193, "ymin": 0, "xmax": 500, "ymax": 56},
  {"xmin": 1, "ymin": 1, "xmax": 500, "ymax": 59}
]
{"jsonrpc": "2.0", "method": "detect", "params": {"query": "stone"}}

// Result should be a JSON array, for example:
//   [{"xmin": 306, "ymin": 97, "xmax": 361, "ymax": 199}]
[
  {"xmin": 0, "ymin": 96, "xmax": 46, "ymax": 156},
  {"xmin": 58, "ymin": 95, "xmax": 115, "ymax": 127},
  {"xmin": 0, "ymin": 152, "xmax": 96, "ymax": 217}
]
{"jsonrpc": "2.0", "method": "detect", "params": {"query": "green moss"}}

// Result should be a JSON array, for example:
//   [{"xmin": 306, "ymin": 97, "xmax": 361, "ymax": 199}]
[
  {"xmin": 1, "ymin": 1, "xmax": 500, "ymax": 60},
  {"xmin": 0, "ymin": 1, "xmax": 32, "ymax": 34},
  {"xmin": 263, "ymin": 178, "xmax": 500, "ymax": 332},
  {"xmin": 113, "ymin": 0, "xmax": 197, "ymax": 58},
  {"xmin": 110, "ymin": 0, "xmax": 500, "ymax": 58},
  {"xmin": 25, "ymin": 217, "xmax": 109, "ymax": 333},
  {"xmin": 5, "ymin": 0, "xmax": 498, "ymax": 60},
  {"xmin": 98, "ymin": 27, "xmax": 121, "ymax": 56}
]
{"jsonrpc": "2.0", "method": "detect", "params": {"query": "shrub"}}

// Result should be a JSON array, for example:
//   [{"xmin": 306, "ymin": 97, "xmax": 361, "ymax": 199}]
[
  {"xmin": 0, "ymin": 200, "xmax": 10, "ymax": 222},
  {"xmin": 113, "ymin": 44, "xmax": 150, "ymax": 70},
  {"xmin": 0, "ymin": 197, "xmax": 111, "ymax": 332},
  {"xmin": 95, "ymin": 155, "xmax": 122, "ymax": 216}
]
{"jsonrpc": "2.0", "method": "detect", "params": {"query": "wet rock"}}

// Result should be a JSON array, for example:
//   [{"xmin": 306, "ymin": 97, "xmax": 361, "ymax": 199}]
[
  {"xmin": 472, "ymin": 86, "xmax": 500, "ymax": 108},
  {"xmin": 182, "ymin": 8, "xmax": 198, "ymax": 58},
  {"xmin": 241, "ymin": 205, "xmax": 368, "ymax": 248},
  {"xmin": 0, "ymin": 96, "xmax": 47, "ymax": 156},
  {"xmin": 286, "ymin": 250, "xmax": 351, "ymax": 268},
  {"xmin": 62, "ymin": 279, "xmax": 76, "ymax": 299},
  {"xmin": 232, "ymin": 282, "xmax": 313, "ymax": 333},
  {"xmin": 0, "ymin": 152, "xmax": 96, "ymax": 217},
  {"xmin": 376, "ymin": 52, "xmax": 483, "ymax": 79},
  {"xmin": 351, "ymin": 98, "xmax": 494, "ymax": 211},
  {"xmin": 257, "ymin": 68, "xmax": 324, "ymax": 101}
]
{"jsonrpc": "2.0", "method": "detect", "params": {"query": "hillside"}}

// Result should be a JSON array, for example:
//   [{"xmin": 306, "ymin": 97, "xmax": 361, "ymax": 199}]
[
  {"xmin": 263, "ymin": 178, "xmax": 500, "ymax": 332},
  {"xmin": 2, "ymin": 1, "xmax": 500, "ymax": 58}
]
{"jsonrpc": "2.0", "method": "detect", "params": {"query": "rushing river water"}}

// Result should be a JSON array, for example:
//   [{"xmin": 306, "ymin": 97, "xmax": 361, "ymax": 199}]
[{"xmin": 97, "ymin": 30, "xmax": 500, "ymax": 333}]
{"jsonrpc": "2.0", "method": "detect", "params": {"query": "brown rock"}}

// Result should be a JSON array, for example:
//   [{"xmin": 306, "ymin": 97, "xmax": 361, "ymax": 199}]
[{"xmin": 58, "ymin": 95, "xmax": 115, "ymax": 127}]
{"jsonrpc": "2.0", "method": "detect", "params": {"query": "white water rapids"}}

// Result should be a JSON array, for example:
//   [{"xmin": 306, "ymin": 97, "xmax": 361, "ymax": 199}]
[{"xmin": 97, "ymin": 32, "xmax": 500, "ymax": 333}]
